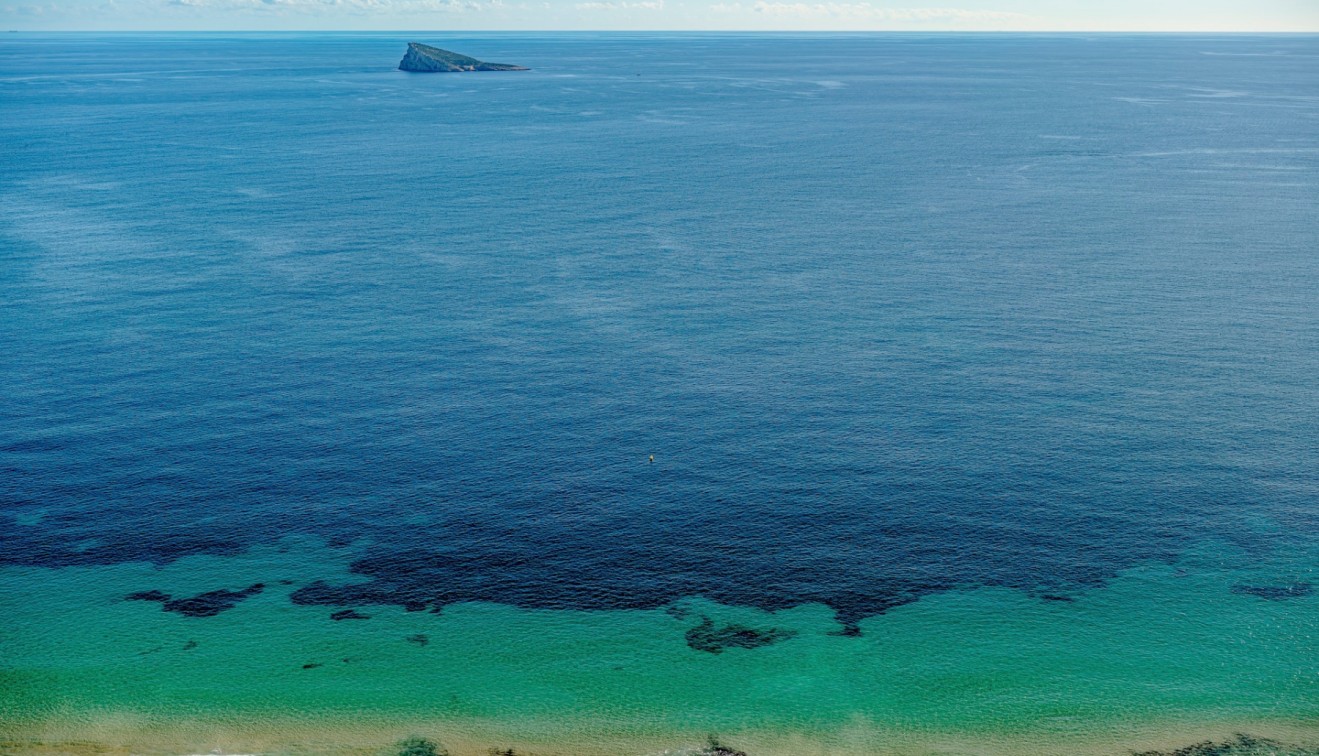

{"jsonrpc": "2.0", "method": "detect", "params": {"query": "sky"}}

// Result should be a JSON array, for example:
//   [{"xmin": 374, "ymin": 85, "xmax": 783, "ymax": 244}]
[{"xmin": 2, "ymin": 0, "xmax": 1318, "ymax": 35}]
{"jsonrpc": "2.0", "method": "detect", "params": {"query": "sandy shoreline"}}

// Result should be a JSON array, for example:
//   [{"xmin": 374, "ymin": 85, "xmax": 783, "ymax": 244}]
[{"xmin": 3, "ymin": 714, "xmax": 1317, "ymax": 756}]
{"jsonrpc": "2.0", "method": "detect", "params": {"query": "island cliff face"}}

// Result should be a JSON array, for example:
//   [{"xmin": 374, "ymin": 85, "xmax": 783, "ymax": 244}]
[{"xmin": 398, "ymin": 43, "xmax": 529, "ymax": 73}]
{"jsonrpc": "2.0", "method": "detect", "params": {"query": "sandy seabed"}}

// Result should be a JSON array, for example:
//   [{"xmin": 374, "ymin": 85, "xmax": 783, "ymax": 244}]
[{"xmin": 3, "ymin": 713, "xmax": 1318, "ymax": 756}]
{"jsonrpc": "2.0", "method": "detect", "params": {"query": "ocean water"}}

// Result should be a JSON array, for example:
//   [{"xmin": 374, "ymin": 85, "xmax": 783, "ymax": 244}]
[{"xmin": 0, "ymin": 32, "xmax": 1317, "ymax": 755}]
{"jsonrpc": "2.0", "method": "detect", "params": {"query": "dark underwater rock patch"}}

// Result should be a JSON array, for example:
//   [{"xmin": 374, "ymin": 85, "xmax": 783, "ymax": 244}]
[
  {"xmin": 125, "ymin": 590, "xmax": 171, "ymax": 603},
  {"xmin": 10, "ymin": 462, "xmax": 1209, "ymax": 629},
  {"xmin": 396, "ymin": 737, "xmax": 449, "ymax": 756},
  {"xmin": 284, "ymin": 546, "xmax": 981, "ymax": 635},
  {"xmin": 330, "ymin": 609, "xmax": 370, "ymax": 621},
  {"xmin": 685, "ymin": 617, "xmax": 796, "ymax": 654},
  {"xmin": 1131, "ymin": 733, "xmax": 1318, "ymax": 756},
  {"xmin": 124, "ymin": 583, "xmax": 264, "ymax": 617},
  {"xmin": 164, "ymin": 583, "xmax": 264, "ymax": 617},
  {"xmin": 699, "ymin": 736, "xmax": 750, "ymax": 756},
  {"xmin": 4, "ymin": 448, "xmax": 1204, "ymax": 630},
  {"xmin": 1231, "ymin": 583, "xmax": 1312, "ymax": 601}
]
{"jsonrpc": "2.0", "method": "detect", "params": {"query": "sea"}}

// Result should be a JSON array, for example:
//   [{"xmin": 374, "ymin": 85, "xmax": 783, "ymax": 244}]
[{"xmin": 0, "ymin": 32, "xmax": 1316, "ymax": 756}]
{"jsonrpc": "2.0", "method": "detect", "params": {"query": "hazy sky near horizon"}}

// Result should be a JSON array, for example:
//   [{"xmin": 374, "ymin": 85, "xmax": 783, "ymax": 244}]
[{"xmin": 2, "ymin": 0, "xmax": 1317, "ymax": 35}]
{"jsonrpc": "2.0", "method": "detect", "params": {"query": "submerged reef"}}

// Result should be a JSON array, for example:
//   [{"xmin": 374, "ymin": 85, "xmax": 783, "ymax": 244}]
[
  {"xmin": 393, "ymin": 737, "xmax": 448, "ymax": 756},
  {"xmin": 398, "ymin": 43, "xmax": 528, "ymax": 73},
  {"xmin": 1231, "ymin": 583, "xmax": 1313, "ymax": 600},
  {"xmin": 14, "ymin": 462, "xmax": 1204, "ymax": 633},
  {"xmin": 699, "ymin": 736, "xmax": 750, "ymax": 756},
  {"xmin": 124, "ymin": 583, "xmax": 263, "ymax": 617},
  {"xmin": 1133, "ymin": 733, "xmax": 1319, "ymax": 756},
  {"xmin": 330, "ymin": 608, "xmax": 371, "ymax": 621},
  {"xmin": 286, "ymin": 558, "xmax": 969, "ymax": 636},
  {"xmin": 9, "ymin": 452, "xmax": 1195, "ymax": 632},
  {"xmin": 125, "ymin": 589, "xmax": 170, "ymax": 602},
  {"xmin": 684, "ymin": 617, "xmax": 796, "ymax": 654}
]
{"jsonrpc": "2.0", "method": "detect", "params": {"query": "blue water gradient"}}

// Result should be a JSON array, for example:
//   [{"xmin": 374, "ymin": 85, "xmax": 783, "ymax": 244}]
[{"xmin": 1, "ymin": 33, "xmax": 1317, "ymax": 628}]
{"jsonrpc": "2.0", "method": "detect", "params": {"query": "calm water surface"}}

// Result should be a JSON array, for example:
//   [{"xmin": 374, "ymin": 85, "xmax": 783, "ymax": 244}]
[{"xmin": 0, "ymin": 32, "xmax": 1316, "ymax": 755}]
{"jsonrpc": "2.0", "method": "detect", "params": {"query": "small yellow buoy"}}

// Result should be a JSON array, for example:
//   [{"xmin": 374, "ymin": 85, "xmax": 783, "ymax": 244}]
[{"xmin": 649, "ymin": 455, "xmax": 654, "ymax": 463}]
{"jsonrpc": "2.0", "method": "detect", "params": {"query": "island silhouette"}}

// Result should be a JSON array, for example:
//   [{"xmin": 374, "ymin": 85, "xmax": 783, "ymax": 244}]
[{"xmin": 398, "ymin": 42, "xmax": 529, "ymax": 73}]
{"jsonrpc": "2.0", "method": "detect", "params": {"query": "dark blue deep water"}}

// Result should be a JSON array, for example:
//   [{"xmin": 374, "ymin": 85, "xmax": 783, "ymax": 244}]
[{"xmin": 2, "ymin": 33, "xmax": 1317, "ymax": 628}]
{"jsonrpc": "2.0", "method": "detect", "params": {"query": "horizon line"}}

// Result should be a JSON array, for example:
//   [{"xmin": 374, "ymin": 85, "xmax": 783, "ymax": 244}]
[{"xmin": 8, "ymin": 28, "xmax": 1319, "ymax": 33}]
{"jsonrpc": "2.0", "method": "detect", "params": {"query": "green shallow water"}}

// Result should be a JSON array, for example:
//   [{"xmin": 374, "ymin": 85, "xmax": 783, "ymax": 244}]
[{"xmin": 1, "ymin": 537, "xmax": 1315, "ymax": 755}]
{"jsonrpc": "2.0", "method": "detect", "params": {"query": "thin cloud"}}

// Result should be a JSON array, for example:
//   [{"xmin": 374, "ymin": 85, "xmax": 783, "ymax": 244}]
[
  {"xmin": 574, "ymin": 0, "xmax": 663, "ymax": 9},
  {"xmin": 3, "ymin": 2, "xmax": 61, "ymax": 14},
  {"xmin": 165, "ymin": 0, "xmax": 500, "ymax": 12},
  {"xmin": 712, "ymin": 2, "xmax": 1028, "ymax": 22}
]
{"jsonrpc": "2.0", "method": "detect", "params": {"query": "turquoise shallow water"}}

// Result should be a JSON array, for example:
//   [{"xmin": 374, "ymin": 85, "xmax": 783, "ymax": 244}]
[
  {"xmin": 1, "ymin": 32, "xmax": 1318, "ymax": 754},
  {"xmin": 1, "ymin": 536, "xmax": 1316, "ymax": 754}
]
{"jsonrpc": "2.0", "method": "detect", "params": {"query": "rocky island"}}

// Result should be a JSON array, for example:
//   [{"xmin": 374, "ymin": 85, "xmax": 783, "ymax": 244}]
[{"xmin": 398, "ymin": 43, "xmax": 529, "ymax": 73}]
